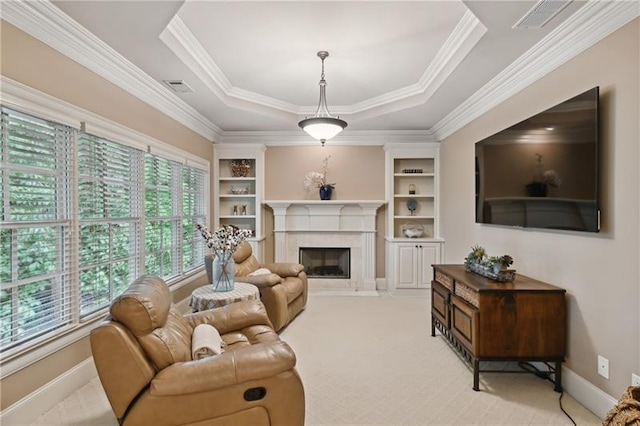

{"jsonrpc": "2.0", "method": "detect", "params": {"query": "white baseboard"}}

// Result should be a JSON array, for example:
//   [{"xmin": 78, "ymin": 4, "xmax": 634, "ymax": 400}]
[
  {"xmin": 0, "ymin": 357, "xmax": 97, "ymax": 426},
  {"xmin": 563, "ymin": 366, "xmax": 617, "ymax": 419}
]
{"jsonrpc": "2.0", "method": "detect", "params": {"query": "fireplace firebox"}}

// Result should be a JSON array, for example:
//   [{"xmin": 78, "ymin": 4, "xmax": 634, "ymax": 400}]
[{"xmin": 299, "ymin": 247, "xmax": 350, "ymax": 279}]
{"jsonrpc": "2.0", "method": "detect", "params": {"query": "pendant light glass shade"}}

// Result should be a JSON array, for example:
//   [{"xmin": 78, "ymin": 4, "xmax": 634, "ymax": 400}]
[
  {"xmin": 298, "ymin": 117, "xmax": 347, "ymax": 141},
  {"xmin": 298, "ymin": 51, "xmax": 347, "ymax": 146}
]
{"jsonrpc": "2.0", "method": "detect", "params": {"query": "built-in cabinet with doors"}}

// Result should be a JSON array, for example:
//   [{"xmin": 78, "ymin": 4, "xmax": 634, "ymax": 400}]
[
  {"xmin": 385, "ymin": 144, "xmax": 443, "ymax": 294},
  {"xmin": 213, "ymin": 144, "xmax": 265, "ymax": 260}
]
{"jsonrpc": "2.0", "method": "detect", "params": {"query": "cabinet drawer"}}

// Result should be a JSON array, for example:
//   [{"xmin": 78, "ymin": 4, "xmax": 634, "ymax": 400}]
[
  {"xmin": 431, "ymin": 281, "xmax": 450, "ymax": 328},
  {"xmin": 454, "ymin": 281, "xmax": 479, "ymax": 308},
  {"xmin": 435, "ymin": 270, "xmax": 453, "ymax": 291},
  {"xmin": 451, "ymin": 296, "xmax": 478, "ymax": 354}
]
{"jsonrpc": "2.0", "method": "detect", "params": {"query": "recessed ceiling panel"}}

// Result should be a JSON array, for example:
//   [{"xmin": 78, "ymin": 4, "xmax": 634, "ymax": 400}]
[{"xmin": 177, "ymin": 1, "xmax": 467, "ymax": 106}]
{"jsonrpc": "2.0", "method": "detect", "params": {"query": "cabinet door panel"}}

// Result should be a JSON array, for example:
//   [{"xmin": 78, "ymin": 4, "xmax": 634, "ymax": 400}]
[
  {"xmin": 431, "ymin": 282, "xmax": 450, "ymax": 328},
  {"xmin": 418, "ymin": 244, "xmax": 439, "ymax": 288},
  {"xmin": 451, "ymin": 296, "xmax": 478, "ymax": 354},
  {"xmin": 395, "ymin": 244, "xmax": 418, "ymax": 288}
]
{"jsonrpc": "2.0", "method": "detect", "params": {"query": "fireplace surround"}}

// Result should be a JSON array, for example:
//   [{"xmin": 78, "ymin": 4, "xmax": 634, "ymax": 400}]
[{"xmin": 265, "ymin": 200, "xmax": 385, "ymax": 294}]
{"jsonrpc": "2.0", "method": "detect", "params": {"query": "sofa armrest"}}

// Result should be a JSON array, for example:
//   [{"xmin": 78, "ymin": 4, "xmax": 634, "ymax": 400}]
[
  {"xmin": 150, "ymin": 340, "xmax": 296, "ymax": 396},
  {"xmin": 183, "ymin": 300, "xmax": 271, "ymax": 333},
  {"xmin": 261, "ymin": 263, "xmax": 304, "ymax": 278},
  {"xmin": 239, "ymin": 273, "xmax": 282, "ymax": 288}
]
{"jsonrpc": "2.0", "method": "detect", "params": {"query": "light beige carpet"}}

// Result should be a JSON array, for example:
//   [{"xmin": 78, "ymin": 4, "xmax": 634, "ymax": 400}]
[{"xmin": 29, "ymin": 293, "xmax": 601, "ymax": 426}]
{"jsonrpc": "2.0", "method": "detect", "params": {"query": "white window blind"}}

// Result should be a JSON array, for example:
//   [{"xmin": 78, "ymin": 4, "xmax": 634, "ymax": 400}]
[
  {"xmin": 144, "ymin": 154, "xmax": 180, "ymax": 279},
  {"xmin": 182, "ymin": 166, "xmax": 206, "ymax": 272},
  {"xmin": 77, "ymin": 133, "xmax": 143, "ymax": 317},
  {"xmin": 0, "ymin": 107, "xmax": 74, "ymax": 351}
]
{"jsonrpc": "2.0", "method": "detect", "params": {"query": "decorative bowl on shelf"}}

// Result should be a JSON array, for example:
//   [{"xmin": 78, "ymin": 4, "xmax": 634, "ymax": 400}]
[{"xmin": 402, "ymin": 224, "xmax": 424, "ymax": 238}]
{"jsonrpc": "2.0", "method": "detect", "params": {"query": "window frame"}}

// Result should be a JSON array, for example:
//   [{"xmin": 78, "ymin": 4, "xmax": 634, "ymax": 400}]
[{"xmin": 0, "ymin": 78, "xmax": 210, "ymax": 378}]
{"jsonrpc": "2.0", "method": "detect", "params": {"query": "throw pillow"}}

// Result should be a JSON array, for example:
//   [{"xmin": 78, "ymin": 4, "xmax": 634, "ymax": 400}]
[
  {"xmin": 249, "ymin": 267, "xmax": 271, "ymax": 276},
  {"xmin": 192, "ymin": 323, "xmax": 224, "ymax": 360}
]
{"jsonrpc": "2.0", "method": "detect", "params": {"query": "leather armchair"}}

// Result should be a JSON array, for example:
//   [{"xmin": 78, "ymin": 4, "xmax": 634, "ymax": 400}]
[
  {"xmin": 233, "ymin": 242, "xmax": 308, "ymax": 332},
  {"xmin": 90, "ymin": 275, "xmax": 305, "ymax": 426}
]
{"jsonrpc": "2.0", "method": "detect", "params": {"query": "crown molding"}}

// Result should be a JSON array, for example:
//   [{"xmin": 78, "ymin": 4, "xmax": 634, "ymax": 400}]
[
  {"xmin": 161, "ymin": 9, "xmax": 486, "ymax": 122},
  {"xmin": 219, "ymin": 130, "xmax": 437, "ymax": 146},
  {"xmin": 1, "ymin": 0, "xmax": 222, "ymax": 142},
  {"xmin": 160, "ymin": 15, "xmax": 299, "ymax": 121},
  {"xmin": 432, "ymin": 0, "xmax": 640, "ymax": 141},
  {"xmin": 346, "ymin": 10, "xmax": 487, "ymax": 121},
  {"xmin": 2, "ymin": 0, "xmax": 637, "ymax": 146}
]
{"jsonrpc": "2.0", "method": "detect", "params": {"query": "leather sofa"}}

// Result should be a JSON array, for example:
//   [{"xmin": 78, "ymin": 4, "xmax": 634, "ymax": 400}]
[
  {"xmin": 233, "ymin": 241, "xmax": 308, "ymax": 332},
  {"xmin": 90, "ymin": 275, "xmax": 305, "ymax": 426}
]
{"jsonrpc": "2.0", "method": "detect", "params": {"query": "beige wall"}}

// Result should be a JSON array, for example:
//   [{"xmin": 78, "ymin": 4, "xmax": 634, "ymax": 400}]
[
  {"xmin": 440, "ymin": 19, "xmax": 640, "ymax": 397},
  {"xmin": 0, "ymin": 22, "xmax": 213, "ymax": 409},
  {"xmin": 264, "ymin": 145, "xmax": 387, "ymax": 276}
]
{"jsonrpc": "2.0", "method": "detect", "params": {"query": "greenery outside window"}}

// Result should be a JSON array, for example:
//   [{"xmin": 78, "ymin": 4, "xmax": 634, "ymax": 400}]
[{"xmin": 0, "ymin": 105, "xmax": 208, "ymax": 357}]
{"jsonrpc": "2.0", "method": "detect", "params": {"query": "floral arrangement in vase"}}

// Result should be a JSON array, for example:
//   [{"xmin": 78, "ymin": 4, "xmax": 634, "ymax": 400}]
[
  {"xmin": 304, "ymin": 155, "xmax": 336, "ymax": 200},
  {"xmin": 196, "ymin": 224, "xmax": 252, "ymax": 291}
]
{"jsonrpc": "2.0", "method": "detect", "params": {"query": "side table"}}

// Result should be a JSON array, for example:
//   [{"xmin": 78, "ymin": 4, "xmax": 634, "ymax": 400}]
[{"xmin": 190, "ymin": 282, "xmax": 260, "ymax": 313}]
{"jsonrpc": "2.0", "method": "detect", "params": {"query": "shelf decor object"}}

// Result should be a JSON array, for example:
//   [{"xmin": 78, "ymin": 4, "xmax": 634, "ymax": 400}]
[
  {"xmin": 230, "ymin": 159, "xmax": 251, "ymax": 177},
  {"xmin": 298, "ymin": 51, "xmax": 347, "ymax": 146},
  {"xmin": 402, "ymin": 223, "xmax": 424, "ymax": 238},
  {"xmin": 406, "ymin": 198, "xmax": 418, "ymax": 215}
]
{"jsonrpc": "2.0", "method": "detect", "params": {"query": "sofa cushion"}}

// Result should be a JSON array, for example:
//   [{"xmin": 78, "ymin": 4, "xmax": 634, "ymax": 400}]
[
  {"xmin": 281, "ymin": 276, "xmax": 304, "ymax": 303},
  {"xmin": 138, "ymin": 306, "xmax": 193, "ymax": 370},
  {"xmin": 249, "ymin": 268, "xmax": 272, "ymax": 276}
]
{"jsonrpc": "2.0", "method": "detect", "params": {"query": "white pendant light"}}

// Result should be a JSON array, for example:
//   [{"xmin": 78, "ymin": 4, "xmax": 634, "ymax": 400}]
[{"xmin": 298, "ymin": 51, "xmax": 347, "ymax": 146}]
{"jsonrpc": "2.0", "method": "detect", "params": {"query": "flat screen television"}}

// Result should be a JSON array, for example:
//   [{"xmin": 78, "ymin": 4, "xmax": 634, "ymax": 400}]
[{"xmin": 475, "ymin": 87, "xmax": 600, "ymax": 232}]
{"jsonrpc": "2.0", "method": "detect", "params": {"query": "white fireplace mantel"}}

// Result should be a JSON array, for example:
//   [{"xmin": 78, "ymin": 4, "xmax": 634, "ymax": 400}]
[{"xmin": 264, "ymin": 200, "xmax": 386, "ymax": 294}]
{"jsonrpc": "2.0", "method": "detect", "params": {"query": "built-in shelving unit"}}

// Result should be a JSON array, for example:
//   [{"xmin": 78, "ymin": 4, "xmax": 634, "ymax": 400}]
[
  {"xmin": 213, "ymin": 145, "xmax": 266, "ymax": 260},
  {"xmin": 385, "ymin": 144, "xmax": 444, "ymax": 294}
]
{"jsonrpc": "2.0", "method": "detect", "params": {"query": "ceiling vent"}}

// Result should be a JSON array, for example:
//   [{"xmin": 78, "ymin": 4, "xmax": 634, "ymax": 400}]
[
  {"xmin": 513, "ymin": 0, "xmax": 572, "ymax": 29},
  {"xmin": 163, "ymin": 80, "xmax": 194, "ymax": 93}
]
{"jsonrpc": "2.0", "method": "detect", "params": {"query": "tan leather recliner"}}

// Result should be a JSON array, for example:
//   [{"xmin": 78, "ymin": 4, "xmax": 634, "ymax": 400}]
[
  {"xmin": 90, "ymin": 275, "xmax": 305, "ymax": 426},
  {"xmin": 232, "ymin": 242, "xmax": 308, "ymax": 332}
]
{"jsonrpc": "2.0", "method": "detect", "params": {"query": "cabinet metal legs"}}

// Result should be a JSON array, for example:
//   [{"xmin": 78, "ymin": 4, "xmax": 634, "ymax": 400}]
[
  {"xmin": 473, "ymin": 359, "xmax": 480, "ymax": 391},
  {"xmin": 554, "ymin": 360, "xmax": 563, "ymax": 392}
]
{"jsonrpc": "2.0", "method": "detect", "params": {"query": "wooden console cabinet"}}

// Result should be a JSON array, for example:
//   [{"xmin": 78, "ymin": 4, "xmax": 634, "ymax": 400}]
[{"xmin": 431, "ymin": 264, "xmax": 566, "ymax": 391}]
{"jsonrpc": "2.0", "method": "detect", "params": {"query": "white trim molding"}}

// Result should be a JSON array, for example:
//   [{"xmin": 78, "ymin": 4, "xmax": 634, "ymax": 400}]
[
  {"xmin": 563, "ymin": 366, "xmax": 618, "ymax": 420},
  {"xmin": 432, "ymin": 0, "xmax": 640, "ymax": 141},
  {"xmin": 0, "ymin": 77, "xmax": 210, "ymax": 170},
  {"xmin": 0, "ymin": 0, "xmax": 222, "ymax": 142},
  {"xmin": 1, "ymin": 1, "xmax": 637, "ymax": 145},
  {"xmin": 159, "ymin": 10, "xmax": 486, "ymax": 124},
  {"xmin": 0, "ymin": 358, "xmax": 98, "ymax": 426}
]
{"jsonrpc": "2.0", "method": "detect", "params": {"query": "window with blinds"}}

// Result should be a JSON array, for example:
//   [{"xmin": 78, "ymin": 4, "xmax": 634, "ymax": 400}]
[
  {"xmin": 0, "ymin": 105, "xmax": 208, "ymax": 356},
  {"xmin": 77, "ymin": 133, "xmax": 143, "ymax": 317},
  {"xmin": 182, "ymin": 166, "xmax": 207, "ymax": 272},
  {"xmin": 144, "ymin": 155, "xmax": 180, "ymax": 279},
  {"xmin": 0, "ymin": 107, "xmax": 74, "ymax": 351}
]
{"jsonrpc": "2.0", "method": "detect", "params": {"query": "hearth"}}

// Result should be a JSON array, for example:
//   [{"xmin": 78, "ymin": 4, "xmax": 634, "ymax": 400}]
[{"xmin": 299, "ymin": 247, "xmax": 350, "ymax": 279}]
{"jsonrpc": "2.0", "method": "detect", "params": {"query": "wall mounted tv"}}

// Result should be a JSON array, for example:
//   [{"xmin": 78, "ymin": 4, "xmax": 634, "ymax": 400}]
[{"xmin": 475, "ymin": 87, "xmax": 600, "ymax": 232}]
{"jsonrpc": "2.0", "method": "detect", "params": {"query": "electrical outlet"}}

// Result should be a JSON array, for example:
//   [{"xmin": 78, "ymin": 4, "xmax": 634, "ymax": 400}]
[
  {"xmin": 632, "ymin": 373, "xmax": 640, "ymax": 386},
  {"xmin": 597, "ymin": 355, "xmax": 609, "ymax": 379}
]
